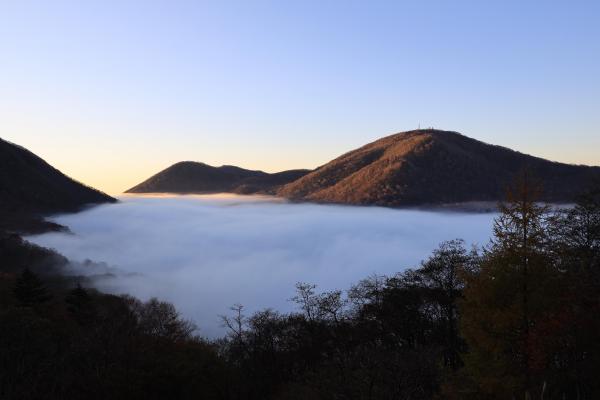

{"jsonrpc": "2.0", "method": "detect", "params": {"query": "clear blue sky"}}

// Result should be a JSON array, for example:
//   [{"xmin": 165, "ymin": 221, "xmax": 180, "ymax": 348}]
[{"xmin": 1, "ymin": 0, "xmax": 599, "ymax": 194}]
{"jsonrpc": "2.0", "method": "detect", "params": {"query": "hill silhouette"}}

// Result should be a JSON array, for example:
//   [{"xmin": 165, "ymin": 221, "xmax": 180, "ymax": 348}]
[
  {"xmin": 126, "ymin": 161, "xmax": 309, "ymax": 194},
  {"xmin": 278, "ymin": 129, "xmax": 600, "ymax": 206},
  {"xmin": 0, "ymin": 137, "xmax": 115, "ymax": 233}
]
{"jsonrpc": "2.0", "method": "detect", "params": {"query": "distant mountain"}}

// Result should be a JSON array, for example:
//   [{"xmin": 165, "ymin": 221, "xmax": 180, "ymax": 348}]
[
  {"xmin": 278, "ymin": 129, "xmax": 600, "ymax": 206},
  {"xmin": 126, "ymin": 161, "xmax": 310, "ymax": 195},
  {"xmin": 127, "ymin": 130, "xmax": 600, "ymax": 207},
  {"xmin": 0, "ymin": 137, "xmax": 115, "ymax": 233}
]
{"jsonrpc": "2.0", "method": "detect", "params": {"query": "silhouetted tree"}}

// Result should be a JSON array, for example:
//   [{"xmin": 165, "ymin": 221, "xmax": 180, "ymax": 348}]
[
  {"xmin": 128, "ymin": 297, "xmax": 196, "ymax": 342},
  {"xmin": 290, "ymin": 282, "xmax": 319, "ymax": 322},
  {"xmin": 65, "ymin": 283, "xmax": 96, "ymax": 326},
  {"xmin": 460, "ymin": 172, "xmax": 559, "ymax": 399},
  {"xmin": 406, "ymin": 239, "xmax": 478, "ymax": 369},
  {"xmin": 13, "ymin": 268, "xmax": 51, "ymax": 307},
  {"xmin": 538, "ymin": 184, "xmax": 600, "ymax": 398}
]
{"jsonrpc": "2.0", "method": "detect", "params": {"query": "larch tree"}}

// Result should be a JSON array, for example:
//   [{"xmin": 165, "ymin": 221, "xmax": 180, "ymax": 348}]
[{"xmin": 460, "ymin": 172, "xmax": 559, "ymax": 399}]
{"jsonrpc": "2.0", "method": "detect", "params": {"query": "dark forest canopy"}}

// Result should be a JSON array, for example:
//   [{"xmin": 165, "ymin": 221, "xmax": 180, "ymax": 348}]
[{"xmin": 1, "ymin": 176, "xmax": 599, "ymax": 399}]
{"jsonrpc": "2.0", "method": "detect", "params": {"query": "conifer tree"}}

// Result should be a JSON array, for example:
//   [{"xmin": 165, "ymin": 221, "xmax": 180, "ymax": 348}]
[
  {"xmin": 65, "ymin": 283, "xmax": 96, "ymax": 326},
  {"xmin": 13, "ymin": 268, "xmax": 52, "ymax": 307},
  {"xmin": 460, "ymin": 172, "xmax": 558, "ymax": 399}
]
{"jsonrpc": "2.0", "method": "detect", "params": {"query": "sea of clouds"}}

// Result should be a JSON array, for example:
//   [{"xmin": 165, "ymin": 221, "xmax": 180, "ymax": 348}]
[{"xmin": 27, "ymin": 194, "xmax": 496, "ymax": 337}]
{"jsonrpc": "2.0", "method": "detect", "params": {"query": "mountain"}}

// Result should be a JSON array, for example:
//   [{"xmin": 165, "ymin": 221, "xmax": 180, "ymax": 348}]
[
  {"xmin": 126, "ymin": 161, "xmax": 310, "ymax": 194},
  {"xmin": 277, "ymin": 129, "xmax": 600, "ymax": 206},
  {"xmin": 0, "ymin": 137, "xmax": 116, "ymax": 233}
]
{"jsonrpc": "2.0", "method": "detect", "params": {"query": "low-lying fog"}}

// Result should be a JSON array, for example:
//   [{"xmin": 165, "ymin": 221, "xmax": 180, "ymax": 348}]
[{"xmin": 27, "ymin": 194, "xmax": 496, "ymax": 337}]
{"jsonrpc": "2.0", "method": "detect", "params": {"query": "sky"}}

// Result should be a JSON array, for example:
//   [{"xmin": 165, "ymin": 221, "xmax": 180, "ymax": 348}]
[{"xmin": 1, "ymin": 0, "xmax": 599, "ymax": 195}]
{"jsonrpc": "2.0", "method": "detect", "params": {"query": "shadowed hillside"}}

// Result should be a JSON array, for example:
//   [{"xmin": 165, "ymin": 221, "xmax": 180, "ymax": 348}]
[
  {"xmin": 278, "ymin": 129, "xmax": 600, "ymax": 206},
  {"xmin": 0, "ymin": 138, "xmax": 116, "ymax": 233},
  {"xmin": 126, "ymin": 161, "xmax": 309, "ymax": 195}
]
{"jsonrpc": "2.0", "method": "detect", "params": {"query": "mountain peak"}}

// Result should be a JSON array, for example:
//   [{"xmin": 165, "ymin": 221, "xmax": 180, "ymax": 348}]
[
  {"xmin": 277, "ymin": 129, "xmax": 600, "ymax": 206},
  {"xmin": 126, "ymin": 161, "xmax": 309, "ymax": 194}
]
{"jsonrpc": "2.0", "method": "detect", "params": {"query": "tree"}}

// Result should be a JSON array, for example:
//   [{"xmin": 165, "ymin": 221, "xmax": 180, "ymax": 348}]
[
  {"xmin": 128, "ymin": 297, "xmax": 195, "ymax": 342},
  {"xmin": 408, "ymin": 239, "xmax": 478, "ymax": 369},
  {"xmin": 13, "ymin": 268, "xmax": 52, "ymax": 307},
  {"xmin": 65, "ymin": 283, "xmax": 97, "ymax": 326},
  {"xmin": 541, "ymin": 184, "xmax": 600, "ymax": 398},
  {"xmin": 551, "ymin": 184, "xmax": 600, "ymax": 274},
  {"xmin": 220, "ymin": 303, "xmax": 246, "ymax": 343},
  {"xmin": 460, "ymin": 172, "xmax": 558, "ymax": 399},
  {"xmin": 290, "ymin": 282, "xmax": 319, "ymax": 322}
]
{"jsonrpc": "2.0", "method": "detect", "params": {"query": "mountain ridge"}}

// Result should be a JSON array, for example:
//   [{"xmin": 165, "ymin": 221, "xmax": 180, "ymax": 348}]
[
  {"xmin": 126, "ymin": 161, "xmax": 310, "ymax": 195},
  {"xmin": 0, "ymin": 137, "xmax": 116, "ymax": 233},
  {"xmin": 128, "ymin": 130, "xmax": 600, "ymax": 206}
]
